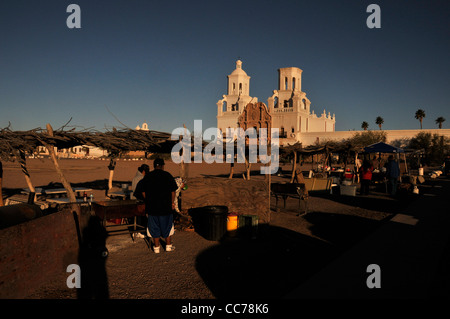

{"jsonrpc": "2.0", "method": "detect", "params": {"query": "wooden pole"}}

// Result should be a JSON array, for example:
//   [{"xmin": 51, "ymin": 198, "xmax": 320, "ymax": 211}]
[
  {"xmin": 245, "ymin": 157, "xmax": 251, "ymax": 180},
  {"xmin": 403, "ymin": 153, "xmax": 408, "ymax": 175},
  {"xmin": 229, "ymin": 162, "xmax": 234, "ymax": 179},
  {"xmin": 180, "ymin": 124, "xmax": 187, "ymax": 180},
  {"xmin": 46, "ymin": 123, "xmax": 77, "ymax": 203},
  {"xmin": 290, "ymin": 151, "xmax": 297, "ymax": 183},
  {"xmin": 16, "ymin": 150, "xmax": 36, "ymax": 202},
  {"xmin": 107, "ymin": 157, "xmax": 117, "ymax": 192}
]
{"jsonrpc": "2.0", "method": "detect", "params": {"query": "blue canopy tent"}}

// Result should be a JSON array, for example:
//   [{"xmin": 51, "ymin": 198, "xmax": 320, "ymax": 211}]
[
  {"xmin": 363, "ymin": 142, "xmax": 404, "ymax": 154},
  {"xmin": 363, "ymin": 142, "xmax": 408, "ymax": 174}
]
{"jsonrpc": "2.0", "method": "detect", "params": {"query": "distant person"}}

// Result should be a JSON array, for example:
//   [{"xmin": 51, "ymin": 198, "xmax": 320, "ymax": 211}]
[
  {"xmin": 445, "ymin": 155, "xmax": 450, "ymax": 176},
  {"xmin": 355, "ymin": 157, "xmax": 362, "ymax": 183},
  {"xmin": 359, "ymin": 160, "xmax": 374, "ymax": 195},
  {"xmin": 385, "ymin": 155, "xmax": 400, "ymax": 196},
  {"xmin": 134, "ymin": 158, "xmax": 178, "ymax": 253},
  {"xmin": 372, "ymin": 156, "xmax": 380, "ymax": 170},
  {"xmin": 131, "ymin": 164, "xmax": 150, "ymax": 239}
]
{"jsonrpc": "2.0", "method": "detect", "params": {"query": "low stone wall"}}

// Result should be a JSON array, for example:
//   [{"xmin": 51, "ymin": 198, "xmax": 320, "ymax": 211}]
[
  {"xmin": 298, "ymin": 128, "xmax": 450, "ymax": 146},
  {"xmin": 0, "ymin": 210, "xmax": 79, "ymax": 298},
  {"xmin": 181, "ymin": 177, "xmax": 271, "ymax": 224}
]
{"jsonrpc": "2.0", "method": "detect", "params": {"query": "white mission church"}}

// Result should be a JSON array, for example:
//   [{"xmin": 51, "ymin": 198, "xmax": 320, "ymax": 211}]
[
  {"xmin": 216, "ymin": 60, "xmax": 450, "ymax": 147},
  {"xmin": 217, "ymin": 60, "xmax": 335, "ymax": 146}
]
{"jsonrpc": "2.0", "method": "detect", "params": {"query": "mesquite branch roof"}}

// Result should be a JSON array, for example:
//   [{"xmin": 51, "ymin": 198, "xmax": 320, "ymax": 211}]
[{"xmin": 0, "ymin": 125, "xmax": 176, "ymax": 161}]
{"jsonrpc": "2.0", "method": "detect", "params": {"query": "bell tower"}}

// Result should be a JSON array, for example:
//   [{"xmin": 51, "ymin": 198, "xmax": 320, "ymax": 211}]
[
  {"xmin": 217, "ymin": 60, "xmax": 257, "ymax": 133},
  {"xmin": 227, "ymin": 60, "xmax": 250, "ymax": 97}
]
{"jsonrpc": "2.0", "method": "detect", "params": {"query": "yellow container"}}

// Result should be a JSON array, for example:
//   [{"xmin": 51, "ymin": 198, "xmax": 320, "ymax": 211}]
[{"xmin": 227, "ymin": 214, "xmax": 238, "ymax": 232}]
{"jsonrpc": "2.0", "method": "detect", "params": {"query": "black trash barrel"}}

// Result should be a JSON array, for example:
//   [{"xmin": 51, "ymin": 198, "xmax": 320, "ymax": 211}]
[{"xmin": 191, "ymin": 205, "xmax": 228, "ymax": 241}]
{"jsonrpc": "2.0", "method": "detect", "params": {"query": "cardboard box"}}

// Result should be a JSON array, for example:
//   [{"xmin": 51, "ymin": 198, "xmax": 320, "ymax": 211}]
[{"xmin": 340, "ymin": 184, "xmax": 357, "ymax": 196}]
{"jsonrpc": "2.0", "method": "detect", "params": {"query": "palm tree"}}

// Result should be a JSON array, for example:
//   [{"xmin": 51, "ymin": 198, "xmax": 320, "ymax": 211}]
[
  {"xmin": 435, "ymin": 116, "xmax": 446, "ymax": 129},
  {"xmin": 375, "ymin": 116, "xmax": 384, "ymax": 130},
  {"xmin": 361, "ymin": 121, "xmax": 369, "ymax": 131},
  {"xmin": 415, "ymin": 109, "xmax": 426, "ymax": 129}
]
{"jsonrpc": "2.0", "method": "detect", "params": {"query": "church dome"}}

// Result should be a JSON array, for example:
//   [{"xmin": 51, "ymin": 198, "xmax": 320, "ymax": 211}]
[{"xmin": 230, "ymin": 60, "xmax": 248, "ymax": 76}]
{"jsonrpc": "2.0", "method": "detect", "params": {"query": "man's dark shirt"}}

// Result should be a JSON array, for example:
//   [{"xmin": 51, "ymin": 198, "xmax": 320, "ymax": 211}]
[
  {"xmin": 385, "ymin": 160, "xmax": 400, "ymax": 179},
  {"xmin": 134, "ymin": 169, "xmax": 178, "ymax": 215}
]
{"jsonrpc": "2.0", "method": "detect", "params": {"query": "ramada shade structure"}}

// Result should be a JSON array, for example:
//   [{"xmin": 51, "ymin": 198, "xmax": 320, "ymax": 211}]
[
  {"xmin": 0, "ymin": 123, "xmax": 178, "ymax": 208},
  {"xmin": 0, "ymin": 125, "xmax": 176, "ymax": 161}
]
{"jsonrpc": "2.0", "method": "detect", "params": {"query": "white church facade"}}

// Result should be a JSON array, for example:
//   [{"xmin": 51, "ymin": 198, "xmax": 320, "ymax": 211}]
[{"xmin": 217, "ymin": 60, "xmax": 335, "ymax": 145}]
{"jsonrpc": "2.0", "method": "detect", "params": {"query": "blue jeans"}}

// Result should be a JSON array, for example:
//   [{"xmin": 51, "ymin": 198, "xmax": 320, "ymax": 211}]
[{"xmin": 389, "ymin": 178, "xmax": 398, "ymax": 195}]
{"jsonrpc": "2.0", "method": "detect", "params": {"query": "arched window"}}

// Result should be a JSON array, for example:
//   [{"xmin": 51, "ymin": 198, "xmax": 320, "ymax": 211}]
[
  {"xmin": 292, "ymin": 77, "xmax": 296, "ymax": 90},
  {"xmin": 274, "ymin": 97, "xmax": 278, "ymax": 108},
  {"xmin": 223, "ymin": 101, "xmax": 227, "ymax": 112},
  {"xmin": 239, "ymin": 83, "xmax": 242, "ymax": 94},
  {"xmin": 285, "ymin": 77, "xmax": 288, "ymax": 90}
]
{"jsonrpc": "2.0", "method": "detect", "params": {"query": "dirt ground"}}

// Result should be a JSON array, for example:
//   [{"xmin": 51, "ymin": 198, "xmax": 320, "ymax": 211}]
[{"xmin": 1, "ymin": 158, "xmax": 417, "ymax": 299}]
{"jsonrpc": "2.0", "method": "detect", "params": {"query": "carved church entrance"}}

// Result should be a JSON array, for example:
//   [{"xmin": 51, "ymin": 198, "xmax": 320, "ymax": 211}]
[{"xmin": 237, "ymin": 102, "xmax": 272, "ymax": 142}]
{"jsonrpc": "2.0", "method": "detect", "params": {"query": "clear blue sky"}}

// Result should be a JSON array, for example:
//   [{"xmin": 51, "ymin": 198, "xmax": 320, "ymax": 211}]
[{"xmin": 1, "ymin": 0, "xmax": 449, "ymax": 134}]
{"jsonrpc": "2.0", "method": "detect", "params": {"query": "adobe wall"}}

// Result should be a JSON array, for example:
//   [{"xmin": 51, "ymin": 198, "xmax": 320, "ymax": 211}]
[
  {"xmin": 0, "ymin": 210, "xmax": 79, "ymax": 298},
  {"xmin": 181, "ymin": 177, "xmax": 271, "ymax": 224},
  {"xmin": 298, "ymin": 129, "xmax": 450, "ymax": 147}
]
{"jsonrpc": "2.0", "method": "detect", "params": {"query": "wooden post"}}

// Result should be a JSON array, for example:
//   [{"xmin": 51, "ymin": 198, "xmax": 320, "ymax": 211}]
[
  {"xmin": 46, "ymin": 123, "xmax": 77, "ymax": 203},
  {"xmin": 107, "ymin": 157, "xmax": 117, "ymax": 192},
  {"xmin": 180, "ymin": 124, "xmax": 186, "ymax": 180},
  {"xmin": 229, "ymin": 162, "xmax": 234, "ymax": 179},
  {"xmin": 178, "ymin": 124, "xmax": 189, "ymax": 180},
  {"xmin": 355, "ymin": 152, "xmax": 360, "ymax": 183},
  {"xmin": 290, "ymin": 150, "xmax": 297, "ymax": 183},
  {"xmin": 403, "ymin": 153, "xmax": 408, "ymax": 175},
  {"xmin": 245, "ymin": 157, "xmax": 251, "ymax": 180},
  {"xmin": 16, "ymin": 150, "xmax": 36, "ymax": 202}
]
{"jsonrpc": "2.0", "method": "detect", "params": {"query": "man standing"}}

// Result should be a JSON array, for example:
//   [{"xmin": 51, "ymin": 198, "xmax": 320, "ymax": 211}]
[
  {"xmin": 385, "ymin": 155, "xmax": 400, "ymax": 196},
  {"xmin": 131, "ymin": 164, "xmax": 149, "ymax": 239},
  {"xmin": 135, "ymin": 158, "xmax": 178, "ymax": 253}
]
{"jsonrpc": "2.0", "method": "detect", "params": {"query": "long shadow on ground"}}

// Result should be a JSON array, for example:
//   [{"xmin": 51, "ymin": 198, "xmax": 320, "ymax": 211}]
[
  {"xmin": 195, "ymin": 212, "xmax": 387, "ymax": 299},
  {"xmin": 310, "ymin": 191, "xmax": 413, "ymax": 215}
]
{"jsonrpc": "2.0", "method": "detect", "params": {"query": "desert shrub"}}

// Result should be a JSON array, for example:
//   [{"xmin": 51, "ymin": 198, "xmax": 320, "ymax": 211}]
[
  {"xmin": 348, "ymin": 130, "xmax": 387, "ymax": 147},
  {"xmin": 408, "ymin": 132, "xmax": 450, "ymax": 166}
]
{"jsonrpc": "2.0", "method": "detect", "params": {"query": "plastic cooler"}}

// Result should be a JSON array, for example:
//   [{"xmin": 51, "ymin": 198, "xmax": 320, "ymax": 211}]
[{"xmin": 238, "ymin": 214, "xmax": 259, "ymax": 239}]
